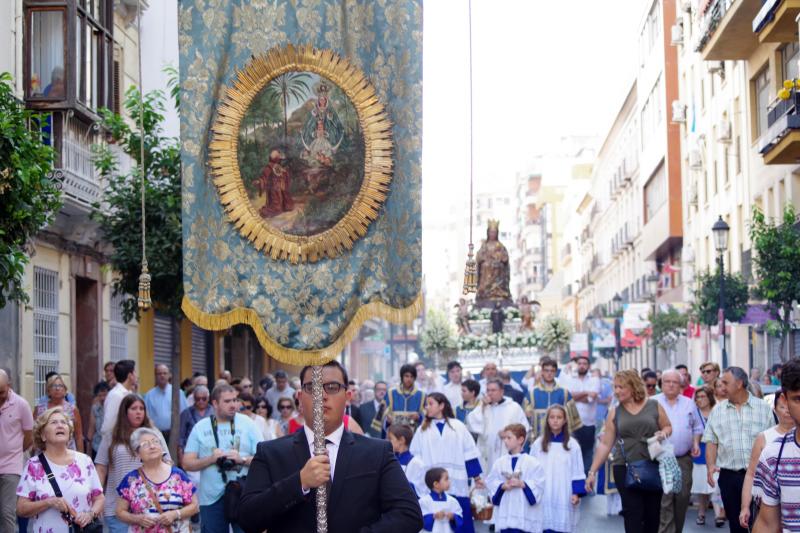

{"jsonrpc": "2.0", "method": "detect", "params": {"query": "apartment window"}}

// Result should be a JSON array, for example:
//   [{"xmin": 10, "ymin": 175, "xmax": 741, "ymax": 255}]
[
  {"xmin": 33, "ymin": 267, "xmax": 59, "ymax": 401},
  {"xmin": 735, "ymin": 135, "xmax": 741, "ymax": 175},
  {"xmin": 712, "ymin": 160, "xmax": 718, "ymax": 195},
  {"xmin": 640, "ymin": 77, "xmax": 663, "ymax": 151},
  {"xmin": 754, "ymin": 67, "xmax": 771, "ymax": 139},
  {"xmin": 644, "ymin": 164, "xmax": 667, "ymax": 222},
  {"xmin": 25, "ymin": 0, "xmax": 114, "ymax": 114},
  {"xmin": 782, "ymin": 42, "xmax": 800, "ymax": 81},
  {"xmin": 109, "ymin": 292, "xmax": 128, "ymax": 362},
  {"xmin": 639, "ymin": 1, "xmax": 661, "ymax": 65}
]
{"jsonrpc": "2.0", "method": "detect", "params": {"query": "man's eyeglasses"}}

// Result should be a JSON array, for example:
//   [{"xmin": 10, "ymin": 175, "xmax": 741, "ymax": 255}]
[
  {"xmin": 301, "ymin": 382, "xmax": 346, "ymax": 395},
  {"xmin": 195, "ymin": 396, "xmax": 209, "ymax": 402}
]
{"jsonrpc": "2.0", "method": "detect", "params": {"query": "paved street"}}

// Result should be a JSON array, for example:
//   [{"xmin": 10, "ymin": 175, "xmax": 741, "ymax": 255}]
[{"xmin": 475, "ymin": 493, "xmax": 714, "ymax": 532}]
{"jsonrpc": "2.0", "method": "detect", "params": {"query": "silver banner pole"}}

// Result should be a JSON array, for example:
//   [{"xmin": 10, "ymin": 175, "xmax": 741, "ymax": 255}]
[{"xmin": 312, "ymin": 365, "xmax": 328, "ymax": 533}]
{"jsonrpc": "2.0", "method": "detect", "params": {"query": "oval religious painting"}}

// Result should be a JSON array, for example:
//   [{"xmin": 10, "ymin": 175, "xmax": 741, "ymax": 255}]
[
  {"xmin": 209, "ymin": 45, "xmax": 393, "ymax": 263},
  {"xmin": 237, "ymin": 74, "xmax": 365, "ymax": 236}
]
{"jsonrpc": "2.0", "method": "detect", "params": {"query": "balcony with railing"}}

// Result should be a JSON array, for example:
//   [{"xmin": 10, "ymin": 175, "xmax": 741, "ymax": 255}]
[
  {"xmin": 758, "ymin": 89, "xmax": 800, "ymax": 164},
  {"xmin": 753, "ymin": 0, "xmax": 800, "ymax": 43},
  {"xmin": 695, "ymin": 0, "xmax": 760, "ymax": 60},
  {"xmin": 54, "ymin": 115, "xmax": 102, "ymax": 213}
]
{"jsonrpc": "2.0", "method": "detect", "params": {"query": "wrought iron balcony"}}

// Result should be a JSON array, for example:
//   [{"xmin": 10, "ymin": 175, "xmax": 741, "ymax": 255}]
[
  {"xmin": 695, "ymin": 0, "xmax": 760, "ymax": 60},
  {"xmin": 759, "ymin": 90, "xmax": 800, "ymax": 164},
  {"xmin": 753, "ymin": 0, "xmax": 800, "ymax": 43}
]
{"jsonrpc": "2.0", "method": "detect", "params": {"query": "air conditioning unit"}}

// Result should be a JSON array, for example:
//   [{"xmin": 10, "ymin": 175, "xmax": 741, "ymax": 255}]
[
  {"xmin": 671, "ymin": 100, "xmax": 687, "ymax": 123},
  {"xmin": 707, "ymin": 61, "xmax": 725, "ymax": 74},
  {"xmin": 689, "ymin": 149, "xmax": 703, "ymax": 170},
  {"xmin": 717, "ymin": 118, "xmax": 732, "ymax": 143},
  {"xmin": 670, "ymin": 23, "xmax": 684, "ymax": 46}
]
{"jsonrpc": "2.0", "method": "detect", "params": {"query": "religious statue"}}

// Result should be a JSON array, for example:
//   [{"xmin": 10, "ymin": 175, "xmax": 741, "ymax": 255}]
[
  {"xmin": 519, "ymin": 295, "xmax": 533, "ymax": 330},
  {"xmin": 490, "ymin": 302, "xmax": 505, "ymax": 334},
  {"xmin": 258, "ymin": 149, "xmax": 294, "ymax": 217},
  {"xmin": 455, "ymin": 298, "xmax": 472, "ymax": 335},
  {"xmin": 475, "ymin": 219, "xmax": 513, "ymax": 308}
]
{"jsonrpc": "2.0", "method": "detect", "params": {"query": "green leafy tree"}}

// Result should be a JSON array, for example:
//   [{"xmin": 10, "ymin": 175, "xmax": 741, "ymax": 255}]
[
  {"xmin": 750, "ymin": 205, "xmax": 800, "ymax": 361},
  {"xmin": 537, "ymin": 314, "xmax": 573, "ymax": 359},
  {"xmin": 691, "ymin": 269, "xmax": 749, "ymax": 326},
  {"xmin": 650, "ymin": 307, "xmax": 688, "ymax": 362},
  {"xmin": 420, "ymin": 308, "xmax": 456, "ymax": 370},
  {"xmin": 266, "ymin": 72, "xmax": 312, "ymax": 145},
  {"xmin": 0, "ymin": 72, "xmax": 61, "ymax": 308},
  {"xmin": 92, "ymin": 84, "xmax": 182, "ymax": 454}
]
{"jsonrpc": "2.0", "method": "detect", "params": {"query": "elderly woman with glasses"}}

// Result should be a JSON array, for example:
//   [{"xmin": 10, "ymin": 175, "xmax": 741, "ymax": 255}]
[
  {"xmin": 116, "ymin": 427, "xmax": 198, "ymax": 532},
  {"xmin": 16, "ymin": 407, "xmax": 104, "ymax": 532},
  {"xmin": 35, "ymin": 374, "xmax": 84, "ymax": 452}
]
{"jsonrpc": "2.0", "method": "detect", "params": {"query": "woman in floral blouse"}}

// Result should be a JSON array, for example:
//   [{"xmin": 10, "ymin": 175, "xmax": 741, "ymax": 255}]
[
  {"xmin": 116, "ymin": 427, "xmax": 198, "ymax": 532},
  {"xmin": 16, "ymin": 407, "xmax": 104, "ymax": 532}
]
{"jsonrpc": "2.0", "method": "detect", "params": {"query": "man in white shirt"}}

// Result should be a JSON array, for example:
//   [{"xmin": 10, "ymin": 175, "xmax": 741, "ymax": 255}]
[
  {"xmin": 562, "ymin": 355, "xmax": 600, "ymax": 474},
  {"xmin": 467, "ymin": 378, "xmax": 530, "ymax": 471},
  {"xmin": 101, "ymin": 359, "xmax": 138, "ymax": 437},
  {"xmin": 442, "ymin": 361, "xmax": 464, "ymax": 410},
  {"xmin": 266, "ymin": 370, "xmax": 296, "ymax": 419}
]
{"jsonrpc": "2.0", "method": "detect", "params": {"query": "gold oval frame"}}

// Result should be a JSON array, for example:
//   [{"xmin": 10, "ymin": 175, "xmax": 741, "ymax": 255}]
[{"xmin": 209, "ymin": 44, "xmax": 393, "ymax": 263}]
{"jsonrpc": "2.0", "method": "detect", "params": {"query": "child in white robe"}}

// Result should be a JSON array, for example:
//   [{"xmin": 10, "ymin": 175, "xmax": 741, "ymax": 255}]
[
  {"xmin": 419, "ymin": 467, "xmax": 463, "ymax": 532},
  {"xmin": 531, "ymin": 404, "xmax": 586, "ymax": 533},
  {"xmin": 389, "ymin": 423, "xmax": 428, "ymax": 498},
  {"xmin": 411, "ymin": 392, "xmax": 484, "ymax": 533},
  {"xmin": 487, "ymin": 423, "xmax": 545, "ymax": 533}
]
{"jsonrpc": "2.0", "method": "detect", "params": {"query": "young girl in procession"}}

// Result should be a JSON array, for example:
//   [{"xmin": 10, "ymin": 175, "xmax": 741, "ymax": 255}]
[
  {"xmin": 486, "ymin": 423, "xmax": 545, "ymax": 533},
  {"xmin": 531, "ymin": 404, "xmax": 586, "ymax": 533},
  {"xmin": 410, "ymin": 392, "xmax": 484, "ymax": 533},
  {"xmin": 388, "ymin": 424, "xmax": 427, "ymax": 497},
  {"xmin": 419, "ymin": 467, "xmax": 464, "ymax": 532}
]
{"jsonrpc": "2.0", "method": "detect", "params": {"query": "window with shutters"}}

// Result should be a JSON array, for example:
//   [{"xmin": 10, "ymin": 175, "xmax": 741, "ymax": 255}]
[
  {"xmin": 191, "ymin": 325, "xmax": 208, "ymax": 375},
  {"xmin": 153, "ymin": 313, "xmax": 174, "ymax": 369},
  {"xmin": 33, "ymin": 267, "xmax": 60, "ymax": 401},
  {"xmin": 109, "ymin": 292, "xmax": 127, "ymax": 362}
]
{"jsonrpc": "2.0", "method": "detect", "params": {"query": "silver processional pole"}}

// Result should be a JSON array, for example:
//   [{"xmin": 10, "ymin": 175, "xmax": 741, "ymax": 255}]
[{"xmin": 312, "ymin": 365, "xmax": 328, "ymax": 533}]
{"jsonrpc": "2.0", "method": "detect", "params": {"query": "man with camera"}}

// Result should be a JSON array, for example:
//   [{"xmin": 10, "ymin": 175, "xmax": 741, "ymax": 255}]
[{"xmin": 183, "ymin": 383, "xmax": 260, "ymax": 533}]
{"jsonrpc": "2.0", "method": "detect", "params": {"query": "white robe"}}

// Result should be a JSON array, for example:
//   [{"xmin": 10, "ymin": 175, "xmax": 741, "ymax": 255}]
[
  {"xmin": 410, "ymin": 418, "xmax": 482, "ymax": 498},
  {"xmin": 419, "ymin": 493, "xmax": 463, "ymax": 533},
  {"xmin": 486, "ymin": 453, "xmax": 544, "ymax": 533},
  {"xmin": 531, "ymin": 436, "xmax": 585, "ymax": 532},
  {"xmin": 398, "ymin": 453, "xmax": 428, "ymax": 498},
  {"xmin": 442, "ymin": 381, "xmax": 464, "ymax": 410},
  {"xmin": 467, "ymin": 399, "xmax": 530, "ymax": 471}
]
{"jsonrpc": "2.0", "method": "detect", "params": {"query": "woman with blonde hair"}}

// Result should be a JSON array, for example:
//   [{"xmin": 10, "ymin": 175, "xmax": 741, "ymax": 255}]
[
  {"xmin": 116, "ymin": 427, "xmax": 198, "ymax": 531},
  {"xmin": 585, "ymin": 369, "xmax": 672, "ymax": 533},
  {"xmin": 35, "ymin": 374, "xmax": 84, "ymax": 452},
  {"xmin": 16, "ymin": 407, "xmax": 104, "ymax": 531}
]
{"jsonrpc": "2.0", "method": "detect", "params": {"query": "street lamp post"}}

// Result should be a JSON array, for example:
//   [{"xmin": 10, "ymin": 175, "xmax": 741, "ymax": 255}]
[
  {"xmin": 712, "ymin": 216, "xmax": 730, "ymax": 369},
  {"xmin": 612, "ymin": 293, "xmax": 623, "ymax": 370},
  {"xmin": 647, "ymin": 272, "xmax": 660, "ymax": 370}
]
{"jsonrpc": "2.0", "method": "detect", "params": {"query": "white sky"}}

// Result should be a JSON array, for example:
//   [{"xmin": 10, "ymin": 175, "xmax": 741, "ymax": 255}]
[{"xmin": 422, "ymin": 0, "xmax": 644, "ymax": 295}]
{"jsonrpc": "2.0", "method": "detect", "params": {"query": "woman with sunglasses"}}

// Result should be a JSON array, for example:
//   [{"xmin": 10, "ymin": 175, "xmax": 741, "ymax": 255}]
[
  {"xmin": 238, "ymin": 392, "xmax": 274, "ymax": 441},
  {"xmin": 276, "ymin": 398, "xmax": 296, "ymax": 435},
  {"xmin": 254, "ymin": 398, "xmax": 282, "ymax": 440}
]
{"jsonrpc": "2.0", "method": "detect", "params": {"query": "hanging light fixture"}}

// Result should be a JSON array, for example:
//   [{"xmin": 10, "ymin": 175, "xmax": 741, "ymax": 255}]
[
  {"xmin": 462, "ymin": 0, "xmax": 477, "ymax": 295},
  {"xmin": 135, "ymin": 0, "xmax": 151, "ymax": 312}
]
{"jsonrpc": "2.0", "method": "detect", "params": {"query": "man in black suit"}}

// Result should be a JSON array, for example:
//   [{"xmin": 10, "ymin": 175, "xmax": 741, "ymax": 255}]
[
  {"xmin": 357, "ymin": 380, "xmax": 388, "ymax": 438},
  {"xmin": 239, "ymin": 361, "xmax": 423, "ymax": 533}
]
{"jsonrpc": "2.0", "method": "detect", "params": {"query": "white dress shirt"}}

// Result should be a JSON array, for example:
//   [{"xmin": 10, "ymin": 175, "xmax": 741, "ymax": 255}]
[
  {"xmin": 301, "ymin": 422, "xmax": 345, "ymax": 494},
  {"xmin": 101, "ymin": 382, "xmax": 134, "ymax": 437}
]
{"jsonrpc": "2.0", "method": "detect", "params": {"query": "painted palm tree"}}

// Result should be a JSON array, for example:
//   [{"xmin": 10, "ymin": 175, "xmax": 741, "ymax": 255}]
[{"xmin": 265, "ymin": 72, "xmax": 313, "ymax": 146}]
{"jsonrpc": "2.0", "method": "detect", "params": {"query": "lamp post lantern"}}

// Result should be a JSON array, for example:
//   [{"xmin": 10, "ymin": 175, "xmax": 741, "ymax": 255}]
[{"xmin": 712, "ymin": 216, "xmax": 730, "ymax": 368}]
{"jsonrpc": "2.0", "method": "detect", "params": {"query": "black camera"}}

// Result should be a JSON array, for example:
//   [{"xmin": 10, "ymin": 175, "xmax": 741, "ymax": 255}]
[{"xmin": 216, "ymin": 457, "xmax": 237, "ymax": 471}]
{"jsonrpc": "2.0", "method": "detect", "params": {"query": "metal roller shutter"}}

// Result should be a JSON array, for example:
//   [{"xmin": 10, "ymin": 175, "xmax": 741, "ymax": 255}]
[
  {"xmin": 191, "ymin": 325, "xmax": 208, "ymax": 375},
  {"xmin": 153, "ymin": 314, "xmax": 174, "ymax": 369}
]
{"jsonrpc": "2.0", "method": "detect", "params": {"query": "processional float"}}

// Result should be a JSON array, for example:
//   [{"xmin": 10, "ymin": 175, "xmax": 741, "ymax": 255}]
[{"xmin": 164, "ymin": 1, "xmax": 422, "ymax": 531}]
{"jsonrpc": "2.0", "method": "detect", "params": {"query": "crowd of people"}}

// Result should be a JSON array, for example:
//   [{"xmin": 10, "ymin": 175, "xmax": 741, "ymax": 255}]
[{"xmin": 0, "ymin": 355, "xmax": 797, "ymax": 532}]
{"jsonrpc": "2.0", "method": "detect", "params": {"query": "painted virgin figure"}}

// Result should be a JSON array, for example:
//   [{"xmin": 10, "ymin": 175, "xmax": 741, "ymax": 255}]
[{"xmin": 475, "ymin": 220, "xmax": 513, "ymax": 307}]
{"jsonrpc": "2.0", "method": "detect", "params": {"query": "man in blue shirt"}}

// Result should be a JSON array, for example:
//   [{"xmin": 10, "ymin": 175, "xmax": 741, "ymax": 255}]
[
  {"xmin": 183, "ymin": 383, "xmax": 260, "ymax": 533},
  {"xmin": 144, "ymin": 364, "xmax": 187, "ymax": 444}
]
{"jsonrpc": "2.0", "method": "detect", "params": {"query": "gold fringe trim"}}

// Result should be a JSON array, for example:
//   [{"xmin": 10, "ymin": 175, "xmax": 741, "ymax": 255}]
[
  {"xmin": 208, "ymin": 44, "xmax": 394, "ymax": 264},
  {"xmin": 181, "ymin": 292, "xmax": 422, "ymax": 366}
]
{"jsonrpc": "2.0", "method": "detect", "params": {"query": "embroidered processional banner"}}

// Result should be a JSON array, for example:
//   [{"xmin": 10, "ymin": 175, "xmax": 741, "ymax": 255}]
[{"xmin": 179, "ymin": 1, "xmax": 422, "ymax": 364}]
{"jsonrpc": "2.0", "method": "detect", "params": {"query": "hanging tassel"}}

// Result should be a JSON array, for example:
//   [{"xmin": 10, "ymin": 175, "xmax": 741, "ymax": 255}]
[
  {"xmin": 137, "ymin": 261, "xmax": 151, "ymax": 311},
  {"xmin": 463, "ymin": 244, "xmax": 477, "ymax": 295}
]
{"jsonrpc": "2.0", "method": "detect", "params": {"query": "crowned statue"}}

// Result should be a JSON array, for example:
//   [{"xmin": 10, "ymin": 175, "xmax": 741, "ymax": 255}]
[{"xmin": 475, "ymin": 219, "xmax": 513, "ymax": 308}]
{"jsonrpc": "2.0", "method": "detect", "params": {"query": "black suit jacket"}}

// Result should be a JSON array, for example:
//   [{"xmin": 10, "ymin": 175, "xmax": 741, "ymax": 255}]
[
  {"xmin": 239, "ymin": 428, "xmax": 423, "ymax": 533},
  {"xmin": 357, "ymin": 401, "xmax": 383, "ymax": 438}
]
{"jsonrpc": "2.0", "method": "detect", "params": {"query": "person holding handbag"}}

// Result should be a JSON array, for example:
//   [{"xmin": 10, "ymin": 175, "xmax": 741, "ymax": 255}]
[
  {"xmin": 16, "ymin": 407, "xmax": 104, "ymax": 532},
  {"xmin": 585, "ymin": 369, "xmax": 672, "ymax": 533},
  {"xmin": 116, "ymin": 427, "xmax": 198, "ymax": 532}
]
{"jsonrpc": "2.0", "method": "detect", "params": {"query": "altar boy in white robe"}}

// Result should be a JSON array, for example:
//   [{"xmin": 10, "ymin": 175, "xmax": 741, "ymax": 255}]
[
  {"xmin": 487, "ymin": 423, "xmax": 545, "ymax": 533},
  {"xmin": 531, "ymin": 404, "xmax": 586, "ymax": 533},
  {"xmin": 419, "ymin": 467, "xmax": 463, "ymax": 533},
  {"xmin": 388, "ymin": 423, "xmax": 428, "ymax": 498},
  {"xmin": 467, "ymin": 378, "xmax": 530, "ymax": 471}
]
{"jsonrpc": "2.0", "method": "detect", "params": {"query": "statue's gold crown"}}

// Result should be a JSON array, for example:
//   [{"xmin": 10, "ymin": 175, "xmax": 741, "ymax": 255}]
[{"xmin": 488, "ymin": 219, "xmax": 500, "ymax": 230}]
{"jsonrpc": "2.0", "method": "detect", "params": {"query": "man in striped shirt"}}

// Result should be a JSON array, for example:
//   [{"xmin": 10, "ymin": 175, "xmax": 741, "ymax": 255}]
[
  {"xmin": 703, "ymin": 366, "xmax": 773, "ymax": 533},
  {"xmin": 753, "ymin": 358, "xmax": 800, "ymax": 533}
]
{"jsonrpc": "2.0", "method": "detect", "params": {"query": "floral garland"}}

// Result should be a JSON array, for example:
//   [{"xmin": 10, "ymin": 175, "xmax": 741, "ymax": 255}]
[{"xmin": 457, "ymin": 330, "xmax": 541, "ymax": 351}]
